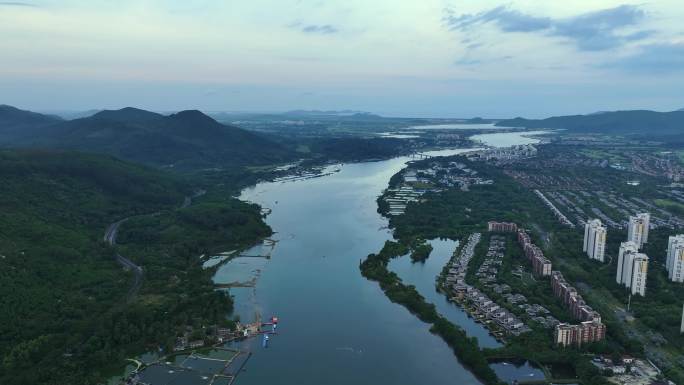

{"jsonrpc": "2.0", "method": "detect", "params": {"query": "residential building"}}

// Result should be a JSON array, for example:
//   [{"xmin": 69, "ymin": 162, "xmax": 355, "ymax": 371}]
[
  {"xmin": 616, "ymin": 241, "xmax": 638, "ymax": 285},
  {"xmin": 629, "ymin": 253, "xmax": 650, "ymax": 297},
  {"xmin": 487, "ymin": 221, "xmax": 518, "ymax": 233},
  {"xmin": 627, "ymin": 213, "xmax": 650, "ymax": 249},
  {"xmin": 517, "ymin": 229, "xmax": 552, "ymax": 276},
  {"xmin": 554, "ymin": 321, "xmax": 606, "ymax": 347},
  {"xmin": 583, "ymin": 219, "xmax": 607, "ymax": 262},
  {"xmin": 617, "ymin": 242, "xmax": 648, "ymax": 296},
  {"xmin": 666, "ymin": 235, "xmax": 684, "ymax": 283},
  {"xmin": 551, "ymin": 271, "xmax": 601, "ymax": 323}
]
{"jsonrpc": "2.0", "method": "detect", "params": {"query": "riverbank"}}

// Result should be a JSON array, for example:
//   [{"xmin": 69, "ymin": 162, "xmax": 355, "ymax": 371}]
[
  {"xmin": 437, "ymin": 233, "xmax": 514, "ymax": 343},
  {"xmin": 196, "ymin": 132, "xmax": 551, "ymax": 385},
  {"xmin": 368, "ymin": 139, "xmax": 660, "ymax": 385},
  {"xmin": 213, "ymin": 151, "xmax": 486, "ymax": 385},
  {"xmin": 360, "ymin": 241, "xmax": 502, "ymax": 385}
]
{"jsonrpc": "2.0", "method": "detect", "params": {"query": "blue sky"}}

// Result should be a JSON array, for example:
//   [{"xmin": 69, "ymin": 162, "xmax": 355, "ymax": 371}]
[{"xmin": 0, "ymin": 0, "xmax": 682, "ymax": 117}]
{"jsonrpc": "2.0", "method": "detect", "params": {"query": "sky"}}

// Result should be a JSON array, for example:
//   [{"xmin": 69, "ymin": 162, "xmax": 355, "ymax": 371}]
[{"xmin": 0, "ymin": 0, "xmax": 683, "ymax": 118}]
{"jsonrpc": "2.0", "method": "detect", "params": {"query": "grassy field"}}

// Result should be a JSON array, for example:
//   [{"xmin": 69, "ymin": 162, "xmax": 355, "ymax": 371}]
[{"xmin": 579, "ymin": 148, "xmax": 628, "ymax": 164}]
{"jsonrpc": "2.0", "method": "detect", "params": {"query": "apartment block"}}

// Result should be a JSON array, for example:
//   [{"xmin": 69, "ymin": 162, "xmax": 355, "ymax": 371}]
[
  {"xmin": 583, "ymin": 219, "xmax": 606, "ymax": 262},
  {"xmin": 487, "ymin": 221, "xmax": 518, "ymax": 233},
  {"xmin": 666, "ymin": 235, "xmax": 684, "ymax": 283},
  {"xmin": 627, "ymin": 213, "xmax": 650, "ymax": 249},
  {"xmin": 616, "ymin": 241, "xmax": 648, "ymax": 296},
  {"xmin": 554, "ymin": 321, "xmax": 607, "ymax": 347}
]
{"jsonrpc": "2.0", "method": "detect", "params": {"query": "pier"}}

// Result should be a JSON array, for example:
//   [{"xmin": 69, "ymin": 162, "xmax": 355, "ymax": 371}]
[{"xmin": 410, "ymin": 152, "xmax": 432, "ymax": 159}]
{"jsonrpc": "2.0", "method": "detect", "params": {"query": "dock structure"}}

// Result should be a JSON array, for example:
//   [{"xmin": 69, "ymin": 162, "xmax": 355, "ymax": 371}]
[
  {"xmin": 383, "ymin": 185, "xmax": 423, "ymax": 216},
  {"xmin": 410, "ymin": 152, "xmax": 432, "ymax": 159},
  {"xmin": 215, "ymin": 281, "xmax": 256, "ymax": 288},
  {"xmin": 235, "ymin": 312, "xmax": 263, "ymax": 337}
]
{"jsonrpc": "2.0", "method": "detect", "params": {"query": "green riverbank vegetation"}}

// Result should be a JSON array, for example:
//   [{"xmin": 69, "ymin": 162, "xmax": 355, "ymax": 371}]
[
  {"xmin": 369, "ymin": 147, "xmax": 684, "ymax": 384},
  {"xmin": 361, "ymin": 241, "xmax": 502, "ymax": 385},
  {"xmin": 0, "ymin": 150, "xmax": 272, "ymax": 385}
]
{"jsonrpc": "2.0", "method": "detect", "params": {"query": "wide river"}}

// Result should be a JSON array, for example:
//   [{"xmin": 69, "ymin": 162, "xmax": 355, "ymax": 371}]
[{"xmin": 214, "ymin": 131, "xmax": 546, "ymax": 385}]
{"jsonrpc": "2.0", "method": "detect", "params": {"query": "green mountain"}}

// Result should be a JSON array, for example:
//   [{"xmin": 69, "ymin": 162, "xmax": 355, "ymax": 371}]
[
  {"xmin": 0, "ymin": 149, "xmax": 185, "ymax": 384},
  {"xmin": 1, "ymin": 106, "xmax": 294, "ymax": 169},
  {"xmin": 0, "ymin": 149, "xmax": 270, "ymax": 384},
  {"xmin": 496, "ymin": 110, "xmax": 684, "ymax": 136},
  {"xmin": 48, "ymin": 107, "xmax": 293, "ymax": 168},
  {"xmin": 0, "ymin": 105, "xmax": 63, "ymax": 144}
]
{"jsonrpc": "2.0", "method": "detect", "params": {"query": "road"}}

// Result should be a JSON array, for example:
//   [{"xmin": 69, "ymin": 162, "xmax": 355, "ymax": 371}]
[
  {"xmin": 181, "ymin": 189, "xmax": 206, "ymax": 209},
  {"xmin": 104, "ymin": 218, "xmax": 143, "ymax": 301},
  {"xmin": 105, "ymin": 190, "xmax": 204, "ymax": 301}
]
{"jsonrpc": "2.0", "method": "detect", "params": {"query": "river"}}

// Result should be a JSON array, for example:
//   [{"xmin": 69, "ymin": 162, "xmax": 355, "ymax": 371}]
[
  {"xmin": 405, "ymin": 123, "xmax": 504, "ymax": 130},
  {"xmin": 212, "ymin": 130, "xmax": 546, "ymax": 385},
  {"xmin": 388, "ymin": 238, "xmax": 500, "ymax": 349},
  {"xmin": 470, "ymin": 130, "xmax": 551, "ymax": 147}
]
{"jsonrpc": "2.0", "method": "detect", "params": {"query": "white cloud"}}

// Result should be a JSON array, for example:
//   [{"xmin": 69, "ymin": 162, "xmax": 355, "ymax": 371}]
[{"xmin": 0, "ymin": 0, "xmax": 682, "ymax": 116}]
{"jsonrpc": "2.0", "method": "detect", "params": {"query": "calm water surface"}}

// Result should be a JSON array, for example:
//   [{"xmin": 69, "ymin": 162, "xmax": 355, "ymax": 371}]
[
  {"xmin": 213, "ymin": 133, "xmax": 540, "ymax": 385},
  {"xmin": 406, "ymin": 123, "xmax": 504, "ymax": 130},
  {"xmin": 388, "ymin": 238, "xmax": 500, "ymax": 349},
  {"xmin": 470, "ymin": 130, "xmax": 551, "ymax": 147},
  {"xmin": 489, "ymin": 360, "xmax": 546, "ymax": 384},
  {"xmin": 223, "ymin": 149, "xmax": 480, "ymax": 385}
]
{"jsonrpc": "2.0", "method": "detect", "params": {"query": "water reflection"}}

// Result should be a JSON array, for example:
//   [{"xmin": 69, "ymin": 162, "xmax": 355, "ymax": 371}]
[
  {"xmin": 489, "ymin": 360, "xmax": 546, "ymax": 384},
  {"xmin": 471, "ymin": 130, "xmax": 551, "ymax": 147},
  {"xmin": 111, "ymin": 130, "xmax": 543, "ymax": 385},
  {"xmin": 388, "ymin": 238, "xmax": 501, "ymax": 348}
]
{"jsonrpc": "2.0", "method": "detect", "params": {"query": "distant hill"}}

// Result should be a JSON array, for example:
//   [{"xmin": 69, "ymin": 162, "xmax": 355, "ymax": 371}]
[
  {"xmin": 284, "ymin": 109, "xmax": 376, "ymax": 116},
  {"xmin": 90, "ymin": 106, "xmax": 163, "ymax": 123},
  {"xmin": 0, "ymin": 105, "xmax": 63, "ymax": 144},
  {"xmin": 0, "ymin": 106, "xmax": 293, "ymax": 169},
  {"xmin": 496, "ymin": 110, "xmax": 684, "ymax": 136},
  {"xmin": 281, "ymin": 110, "xmax": 386, "ymax": 121},
  {"xmin": 310, "ymin": 137, "xmax": 409, "ymax": 161},
  {"xmin": 465, "ymin": 117, "xmax": 493, "ymax": 124},
  {"xmin": 208, "ymin": 110, "xmax": 386, "ymax": 122},
  {"xmin": 44, "ymin": 109, "xmax": 103, "ymax": 120}
]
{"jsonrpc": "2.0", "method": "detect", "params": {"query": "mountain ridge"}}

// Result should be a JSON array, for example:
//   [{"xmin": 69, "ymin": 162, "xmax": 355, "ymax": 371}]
[
  {"xmin": 0, "ymin": 105, "xmax": 63, "ymax": 144},
  {"xmin": 496, "ymin": 109, "xmax": 684, "ymax": 136},
  {"xmin": 0, "ymin": 105, "xmax": 293, "ymax": 169}
]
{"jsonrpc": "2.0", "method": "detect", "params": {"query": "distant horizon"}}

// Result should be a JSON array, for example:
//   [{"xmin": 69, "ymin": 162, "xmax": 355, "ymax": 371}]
[
  {"xmin": 1, "ymin": 1, "xmax": 682, "ymax": 118},
  {"xmin": 17, "ymin": 104, "xmax": 684, "ymax": 121}
]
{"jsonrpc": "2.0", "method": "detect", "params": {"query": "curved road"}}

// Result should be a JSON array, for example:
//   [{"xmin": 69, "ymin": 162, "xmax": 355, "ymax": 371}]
[
  {"xmin": 104, "ymin": 218, "xmax": 143, "ymax": 301},
  {"xmin": 105, "ymin": 189, "xmax": 205, "ymax": 301}
]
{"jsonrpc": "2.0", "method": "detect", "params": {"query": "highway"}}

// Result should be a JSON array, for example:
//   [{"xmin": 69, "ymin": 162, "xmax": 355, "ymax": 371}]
[
  {"xmin": 104, "ymin": 218, "xmax": 143, "ymax": 301},
  {"xmin": 105, "ymin": 190, "xmax": 204, "ymax": 301}
]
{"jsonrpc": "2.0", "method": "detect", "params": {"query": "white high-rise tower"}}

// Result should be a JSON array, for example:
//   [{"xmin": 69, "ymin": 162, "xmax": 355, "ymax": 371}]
[
  {"xmin": 666, "ymin": 235, "xmax": 684, "ymax": 283},
  {"xmin": 617, "ymin": 241, "xmax": 638, "ymax": 284},
  {"xmin": 627, "ymin": 213, "xmax": 650, "ymax": 249},
  {"xmin": 583, "ymin": 219, "xmax": 607, "ymax": 262},
  {"xmin": 617, "ymin": 241, "xmax": 648, "ymax": 296}
]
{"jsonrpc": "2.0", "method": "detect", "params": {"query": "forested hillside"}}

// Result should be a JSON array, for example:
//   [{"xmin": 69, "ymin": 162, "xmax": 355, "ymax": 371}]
[
  {"xmin": 497, "ymin": 110, "xmax": 684, "ymax": 137},
  {"xmin": 0, "ymin": 106, "xmax": 295, "ymax": 169},
  {"xmin": 0, "ymin": 149, "xmax": 269, "ymax": 384}
]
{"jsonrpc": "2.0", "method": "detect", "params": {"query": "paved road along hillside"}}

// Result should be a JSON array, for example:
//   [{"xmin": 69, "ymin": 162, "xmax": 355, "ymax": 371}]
[{"xmin": 104, "ymin": 219, "xmax": 143, "ymax": 301}]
